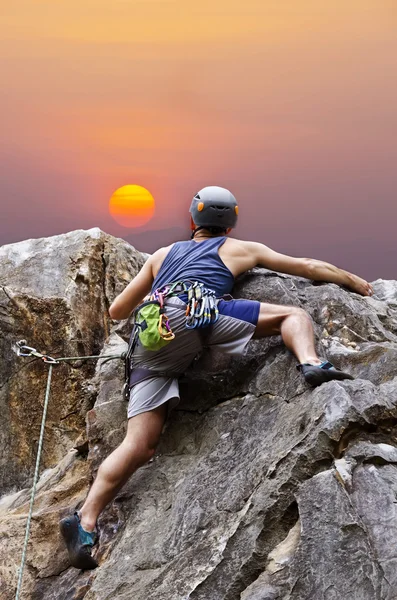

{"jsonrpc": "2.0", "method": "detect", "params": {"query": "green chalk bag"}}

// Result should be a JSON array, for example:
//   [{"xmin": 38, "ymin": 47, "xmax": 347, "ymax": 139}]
[{"xmin": 135, "ymin": 301, "xmax": 175, "ymax": 352}]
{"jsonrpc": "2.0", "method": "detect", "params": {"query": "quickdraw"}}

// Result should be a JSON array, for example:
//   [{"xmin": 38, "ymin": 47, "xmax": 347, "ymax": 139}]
[{"xmin": 185, "ymin": 281, "xmax": 219, "ymax": 329}]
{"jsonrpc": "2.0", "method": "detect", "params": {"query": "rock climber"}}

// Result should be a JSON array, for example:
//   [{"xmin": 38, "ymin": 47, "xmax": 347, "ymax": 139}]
[{"xmin": 60, "ymin": 185, "xmax": 373, "ymax": 569}]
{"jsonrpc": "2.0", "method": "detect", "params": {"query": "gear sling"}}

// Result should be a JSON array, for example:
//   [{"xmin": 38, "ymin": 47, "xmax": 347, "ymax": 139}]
[{"xmin": 123, "ymin": 280, "xmax": 220, "ymax": 400}]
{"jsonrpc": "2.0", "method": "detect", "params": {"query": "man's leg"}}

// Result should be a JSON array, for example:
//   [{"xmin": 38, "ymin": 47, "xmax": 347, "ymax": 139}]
[
  {"xmin": 253, "ymin": 303, "xmax": 321, "ymax": 364},
  {"xmin": 253, "ymin": 302, "xmax": 353, "ymax": 385},
  {"xmin": 60, "ymin": 403, "xmax": 168, "ymax": 569},
  {"xmin": 79, "ymin": 402, "xmax": 168, "ymax": 532}
]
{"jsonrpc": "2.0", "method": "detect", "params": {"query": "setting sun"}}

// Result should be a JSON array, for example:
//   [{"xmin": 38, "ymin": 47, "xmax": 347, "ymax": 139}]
[{"xmin": 109, "ymin": 185, "xmax": 155, "ymax": 228}]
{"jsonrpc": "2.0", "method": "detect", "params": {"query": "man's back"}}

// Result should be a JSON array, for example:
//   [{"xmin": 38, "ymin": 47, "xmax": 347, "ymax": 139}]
[
  {"xmin": 150, "ymin": 237, "xmax": 250, "ymax": 299},
  {"xmin": 151, "ymin": 236, "xmax": 263, "ymax": 282}
]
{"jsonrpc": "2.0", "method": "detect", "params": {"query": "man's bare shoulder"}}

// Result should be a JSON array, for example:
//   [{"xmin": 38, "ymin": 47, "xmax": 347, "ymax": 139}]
[
  {"xmin": 151, "ymin": 244, "xmax": 174, "ymax": 261},
  {"xmin": 224, "ymin": 237, "xmax": 260, "ymax": 254},
  {"xmin": 150, "ymin": 244, "xmax": 175, "ymax": 278},
  {"xmin": 220, "ymin": 237, "xmax": 261, "ymax": 275}
]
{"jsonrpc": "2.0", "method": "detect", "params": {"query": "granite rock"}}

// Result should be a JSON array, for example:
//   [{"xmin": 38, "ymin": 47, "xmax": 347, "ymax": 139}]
[{"xmin": 1, "ymin": 232, "xmax": 397, "ymax": 600}]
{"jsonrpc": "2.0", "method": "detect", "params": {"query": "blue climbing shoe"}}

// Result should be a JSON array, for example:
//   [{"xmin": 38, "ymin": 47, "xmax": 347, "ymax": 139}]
[
  {"xmin": 59, "ymin": 512, "xmax": 98, "ymax": 570},
  {"xmin": 297, "ymin": 361, "xmax": 354, "ymax": 387}
]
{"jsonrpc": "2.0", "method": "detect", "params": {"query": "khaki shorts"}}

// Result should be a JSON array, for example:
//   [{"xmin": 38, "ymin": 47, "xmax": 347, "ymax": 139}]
[{"xmin": 128, "ymin": 296, "xmax": 259, "ymax": 419}]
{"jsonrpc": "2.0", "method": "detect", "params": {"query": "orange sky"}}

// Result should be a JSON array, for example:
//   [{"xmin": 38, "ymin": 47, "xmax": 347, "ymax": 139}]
[{"xmin": 1, "ymin": 1, "xmax": 396, "ymax": 278}]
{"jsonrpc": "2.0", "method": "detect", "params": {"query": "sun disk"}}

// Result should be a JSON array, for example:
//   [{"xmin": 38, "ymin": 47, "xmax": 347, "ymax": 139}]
[{"xmin": 109, "ymin": 185, "xmax": 155, "ymax": 228}]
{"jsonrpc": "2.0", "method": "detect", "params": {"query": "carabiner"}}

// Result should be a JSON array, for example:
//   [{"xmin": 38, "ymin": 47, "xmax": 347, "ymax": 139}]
[
  {"xmin": 42, "ymin": 355, "xmax": 60, "ymax": 365},
  {"xmin": 17, "ymin": 345, "xmax": 37, "ymax": 357},
  {"xmin": 13, "ymin": 340, "xmax": 40, "ymax": 358},
  {"xmin": 158, "ymin": 313, "xmax": 175, "ymax": 341}
]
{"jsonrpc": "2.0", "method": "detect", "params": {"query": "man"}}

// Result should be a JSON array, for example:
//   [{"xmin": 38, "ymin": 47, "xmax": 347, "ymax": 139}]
[{"xmin": 60, "ymin": 186, "xmax": 373, "ymax": 569}]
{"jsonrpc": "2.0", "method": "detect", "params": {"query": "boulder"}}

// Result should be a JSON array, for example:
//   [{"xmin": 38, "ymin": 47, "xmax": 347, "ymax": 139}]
[
  {"xmin": 1, "ymin": 231, "xmax": 397, "ymax": 600},
  {"xmin": 0, "ymin": 228, "xmax": 144, "ymax": 493}
]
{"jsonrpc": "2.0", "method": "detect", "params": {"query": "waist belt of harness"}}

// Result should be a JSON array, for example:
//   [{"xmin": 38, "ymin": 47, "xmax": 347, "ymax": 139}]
[{"xmin": 129, "ymin": 366, "xmax": 181, "ymax": 388}]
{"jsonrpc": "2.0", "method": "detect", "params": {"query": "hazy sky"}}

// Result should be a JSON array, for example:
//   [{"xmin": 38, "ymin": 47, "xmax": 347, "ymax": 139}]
[{"xmin": 1, "ymin": 1, "xmax": 396, "ymax": 280}]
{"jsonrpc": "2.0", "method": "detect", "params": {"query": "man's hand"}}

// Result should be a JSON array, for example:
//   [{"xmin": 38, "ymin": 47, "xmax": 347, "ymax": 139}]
[
  {"xmin": 306, "ymin": 260, "xmax": 374, "ymax": 297},
  {"xmin": 343, "ymin": 274, "xmax": 374, "ymax": 297}
]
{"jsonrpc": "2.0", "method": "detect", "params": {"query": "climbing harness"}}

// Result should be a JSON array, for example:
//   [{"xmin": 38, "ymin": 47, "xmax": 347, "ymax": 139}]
[
  {"xmin": 135, "ymin": 281, "xmax": 219, "ymax": 350},
  {"xmin": 122, "ymin": 281, "xmax": 220, "ymax": 400},
  {"xmin": 132, "ymin": 280, "xmax": 219, "ymax": 352},
  {"xmin": 122, "ymin": 282, "xmax": 189, "ymax": 399},
  {"xmin": 12, "ymin": 340, "xmax": 124, "ymax": 600}
]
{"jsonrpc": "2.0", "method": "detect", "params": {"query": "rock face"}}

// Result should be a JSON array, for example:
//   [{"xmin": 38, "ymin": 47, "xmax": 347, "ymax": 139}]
[
  {"xmin": 0, "ymin": 228, "xmax": 144, "ymax": 495},
  {"xmin": 1, "ymin": 230, "xmax": 397, "ymax": 600}
]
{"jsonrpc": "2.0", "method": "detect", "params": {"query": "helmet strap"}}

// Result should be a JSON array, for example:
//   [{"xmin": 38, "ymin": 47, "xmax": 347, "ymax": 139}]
[
  {"xmin": 191, "ymin": 226, "xmax": 204, "ymax": 239},
  {"xmin": 191, "ymin": 226, "xmax": 228, "ymax": 239}
]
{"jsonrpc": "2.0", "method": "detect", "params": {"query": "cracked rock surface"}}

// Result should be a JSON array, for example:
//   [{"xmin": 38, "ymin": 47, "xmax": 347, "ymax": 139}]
[{"xmin": 1, "ymin": 231, "xmax": 397, "ymax": 600}]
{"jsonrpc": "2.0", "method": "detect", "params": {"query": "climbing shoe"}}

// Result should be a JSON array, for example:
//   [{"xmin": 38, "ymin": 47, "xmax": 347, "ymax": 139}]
[
  {"xmin": 297, "ymin": 361, "xmax": 354, "ymax": 388},
  {"xmin": 59, "ymin": 512, "xmax": 98, "ymax": 570}
]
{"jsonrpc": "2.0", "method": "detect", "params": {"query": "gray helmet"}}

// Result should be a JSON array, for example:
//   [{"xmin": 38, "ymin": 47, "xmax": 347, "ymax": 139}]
[{"xmin": 189, "ymin": 186, "xmax": 238, "ymax": 230}]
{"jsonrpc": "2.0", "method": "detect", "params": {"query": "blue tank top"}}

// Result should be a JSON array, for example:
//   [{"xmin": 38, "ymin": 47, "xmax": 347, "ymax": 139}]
[{"xmin": 151, "ymin": 237, "xmax": 235, "ymax": 298}]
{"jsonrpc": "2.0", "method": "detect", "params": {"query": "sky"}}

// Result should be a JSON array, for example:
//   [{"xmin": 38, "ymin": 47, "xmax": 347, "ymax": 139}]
[{"xmin": 1, "ymin": 1, "xmax": 396, "ymax": 281}]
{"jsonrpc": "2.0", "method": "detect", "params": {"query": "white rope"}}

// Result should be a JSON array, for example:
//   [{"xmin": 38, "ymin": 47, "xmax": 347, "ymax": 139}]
[
  {"xmin": 15, "ymin": 365, "xmax": 54, "ymax": 600},
  {"xmin": 12, "ymin": 343, "xmax": 124, "ymax": 597}
]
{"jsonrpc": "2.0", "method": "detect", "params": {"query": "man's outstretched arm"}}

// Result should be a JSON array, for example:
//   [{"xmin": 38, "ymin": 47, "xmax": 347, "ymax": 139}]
[{"xmin": 248, "ymin": 241, "xmax": 373, "ymax": 297}]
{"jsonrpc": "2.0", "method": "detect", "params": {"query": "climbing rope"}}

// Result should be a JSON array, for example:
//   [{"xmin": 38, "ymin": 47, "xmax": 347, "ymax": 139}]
[
  {"xmin": 12, "ymin": 341, "xmax": 124, "ymax": 600},
  {"xmin": 14, "ymin": 363, "xmax": 54, "ymax": 600}
]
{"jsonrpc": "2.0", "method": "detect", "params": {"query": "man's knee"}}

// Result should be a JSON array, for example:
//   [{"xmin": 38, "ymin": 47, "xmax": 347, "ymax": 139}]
[
  {"xmin": 283, "ymin": 305, "xmax": 312, "ymax": 324},
  {"xmin": 255, "ymin": 303, "xmax": 308, "ymax": 337},
  {"xmin": 122, "ymin": 437, "xmax": 156, "ymax": 467},
  {"xmin": 289, "ymin": 306, "xmax": 310, "ymax": 319},
  {"xmin": 274, "ymin": 306, "xmax": 311, "ymax": 334}
]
